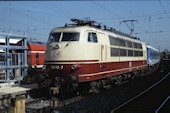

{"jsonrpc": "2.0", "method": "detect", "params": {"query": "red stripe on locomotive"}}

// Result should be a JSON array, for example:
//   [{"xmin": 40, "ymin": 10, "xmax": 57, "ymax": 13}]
[{"xmin": 46, "ymin": 60, "xmax": 147, "ymax": 82}]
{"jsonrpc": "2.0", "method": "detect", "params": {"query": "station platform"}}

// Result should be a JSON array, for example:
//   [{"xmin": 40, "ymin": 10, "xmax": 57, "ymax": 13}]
[
  {"xmin": 0, "ymin": 83, "xmax": 38, "ymax": 108},
  {"xmin": 0, "ymin": 83, "xmax": 38, "ymax": 95},
  {"xmin": 0, "ymin": 86, "xmax": 29, "ymax": 97}
]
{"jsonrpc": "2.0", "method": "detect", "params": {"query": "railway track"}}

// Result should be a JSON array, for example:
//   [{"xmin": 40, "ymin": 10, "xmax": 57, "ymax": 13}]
[
  {"xmin": 111, "ymin": 72, "xmax": 170, "ymax": 113},
  {"xmin": 25, "ymin": 73, "xmax": 167, "ymax": 113},
  {"xmin": 25, "ymin": 60, "xmax": 170, "ymax": 113},
  {"xmin": 52, "ymin": 71, "xmax": 164, "ymax": 112}
]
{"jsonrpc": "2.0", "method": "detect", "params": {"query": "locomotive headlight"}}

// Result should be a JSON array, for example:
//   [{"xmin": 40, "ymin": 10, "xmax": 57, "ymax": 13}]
[
  {"xmin": 71, "ymin": 64, "xmax": 77, "ymax": 71},
  {"xmin": 71, "ymin": 64, "xmax": 81, "ymax": 71}
]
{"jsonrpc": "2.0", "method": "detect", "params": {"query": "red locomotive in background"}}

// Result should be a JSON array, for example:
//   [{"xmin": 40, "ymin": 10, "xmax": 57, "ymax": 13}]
[
  {"xmin": 17, "ymin": 40, "xmax": 46, "ymax": 69},
  {"xmin": 27, "ymin": 41, "xmax": 46, "ymax": 68},
  {"xmin": 16, "ymin": 40, "xmax": 46, "ymax": 82}
]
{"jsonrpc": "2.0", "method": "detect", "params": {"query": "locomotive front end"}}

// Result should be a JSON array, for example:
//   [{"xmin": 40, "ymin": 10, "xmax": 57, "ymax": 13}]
[
  {"xmin": 45, "ymin": 29, "xmax": 81, "ymax": 85},
  {"xmin": 44, "ymin": 25, "xmax": 100, "ymax": 94}
]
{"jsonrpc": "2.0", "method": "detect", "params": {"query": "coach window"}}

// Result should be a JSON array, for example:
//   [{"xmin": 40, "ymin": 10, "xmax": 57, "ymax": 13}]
[{"xmin": 88, "ymin": 33, "xmax": 98, "ymax": 43}]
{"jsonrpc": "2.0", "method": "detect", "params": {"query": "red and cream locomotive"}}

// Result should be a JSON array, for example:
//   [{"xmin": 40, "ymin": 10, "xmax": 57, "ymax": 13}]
[{"xmin": 44, "ymin": 19, "xmax": 159, "ymax": 92}]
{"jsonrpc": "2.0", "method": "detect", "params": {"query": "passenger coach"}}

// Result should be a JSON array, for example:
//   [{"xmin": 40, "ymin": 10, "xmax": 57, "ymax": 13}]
[{"xmin": 147, "ymin": 45, "xmax": 160, "ymax": 67}]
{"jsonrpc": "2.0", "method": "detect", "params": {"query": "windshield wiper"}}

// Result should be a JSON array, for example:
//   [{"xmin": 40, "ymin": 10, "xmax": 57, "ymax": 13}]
[{"xmin": 65, "ymin": 37, "xmax": 75, "ymax": 47}]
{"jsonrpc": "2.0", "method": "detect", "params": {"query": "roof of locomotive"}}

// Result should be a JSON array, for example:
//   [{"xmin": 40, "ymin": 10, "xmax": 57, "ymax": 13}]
[{"xmin": 51, "ymin": 25, "xmax": 143, "ymax": 43}]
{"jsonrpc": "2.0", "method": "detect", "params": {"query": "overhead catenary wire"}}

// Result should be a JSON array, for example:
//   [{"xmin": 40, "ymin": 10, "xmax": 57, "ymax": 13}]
[
  {"xmin": 90, "ymin": 1, "xmax": 122, "ymax": 19},
  {"xmin": 0, "ymin": 3, "xmax": 55, "ymax": 27},
  {"xmin": 0, "ymin": 17, "xmax": 52, "ymax": 31},
  {"xmin": 158, "ymin": 0, "xmax": 170, "ymax": 19},
  {"xmin": 45, "ymin": 1, "xmax": 78, "ymax": 18},
  {"xmin": 89, "ymin": 1, "xmax": 168, "ymax": 41},
  {"xmin": 0, "ymin": 1, "xmax": 169, "ymax": 51},
  {"xmin": 94, "ymin": 11, "xmax": 170, "ymax": 21}
]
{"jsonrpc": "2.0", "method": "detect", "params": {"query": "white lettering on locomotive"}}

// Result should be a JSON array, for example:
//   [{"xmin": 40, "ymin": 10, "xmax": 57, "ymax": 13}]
[{"xmin": 51, "ymin": 65, "xmax": 63, "ymax": 70}]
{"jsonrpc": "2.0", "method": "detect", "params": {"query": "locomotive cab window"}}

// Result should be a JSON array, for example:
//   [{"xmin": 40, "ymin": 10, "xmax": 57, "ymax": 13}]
[
  {"xmin": 88, "ymin": 33, "xmax": 98, "ymax": 43},
  {"xmin": 48, "ymin": 33, "xmax": 61, "ymax": 43},
  {"xmin": 48, "ymin": 32, "xmax": 80, "ymax": 43},
  {"xmin": 61, "ymin": 32, "xmax": 80, "ymax": 41}
]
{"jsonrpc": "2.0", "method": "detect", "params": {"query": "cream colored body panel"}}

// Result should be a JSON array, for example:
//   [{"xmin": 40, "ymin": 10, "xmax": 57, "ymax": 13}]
[{"xmin": 45, "ymin": 26, "xmax": 147, "ymax": 64}]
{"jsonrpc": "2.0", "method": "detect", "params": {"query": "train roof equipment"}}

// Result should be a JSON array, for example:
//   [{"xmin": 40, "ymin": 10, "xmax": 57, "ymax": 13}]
[{"xmin": 63, "ymin": 18, "xmax": 140, "ymax": 40}]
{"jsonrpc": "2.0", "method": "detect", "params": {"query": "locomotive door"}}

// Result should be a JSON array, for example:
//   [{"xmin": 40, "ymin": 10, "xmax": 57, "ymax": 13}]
[
  {"xmin": 98, "ymin": 32, "xmax": 107, "ymax": 72},
  {"xmin": 101, "ymin": 44, "xmax": 107, "ymax": 61},
  {"xmin": 98, "ymin": 32, "xmax": 107, "ymax": 62}
]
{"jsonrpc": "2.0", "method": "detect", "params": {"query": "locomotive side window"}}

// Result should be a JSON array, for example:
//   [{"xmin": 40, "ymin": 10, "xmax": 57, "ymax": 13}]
[
  {"xmin": 62, "ymin": 32, "xmax": 80, "ymax": 41},
  {"xmin": 138, "ymin": 43, "xmax": 142, "ymax": 49},
  {"xmin": 133, "ymin": 42, "xmax": 142, "ymax": 49},
  {"xmin": 88, "ymin": 33, "xmax": 98, "ymax": 43},
  {"xmin": 134, "ymin": 50, "xmax": 138, "ymax": 56},
  {"xmin": 133, "ymin": 42, "xmax": 138, "ymax": 48},
  {"xmin": 134, "ymin": 50, "xmax": 143, "ymax": 57},
  {"xmin": 128, "ymin": 50, "xmax": 133, "ymax": 56},
  {"xmin": 138, "ymin": 51, "xmax": 143, "ymax": 56},
  {"xmin": 119, "ymin": 39, "xmax": 126, "ymax": 47},
  {"xmin": 109, "ymin": 36, "xmax": 119, "ymax": 46},
  {"xmin": 49, "ymin": 33, "xmax": 61, "ymax": 43},
  {"xmin": 111, "ymin": 48, "xmax": 119, "ymax": 56},
  {"xmin": 120, "ymin": 49, "xmax": 127, "ymax": 56},
  {"xmin": 127, "ymin": 41, "xmax": 133, "ymax": 48}
]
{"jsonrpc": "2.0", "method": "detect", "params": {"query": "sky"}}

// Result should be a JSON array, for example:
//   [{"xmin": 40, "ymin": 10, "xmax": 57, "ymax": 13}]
[{"xmin": 0, "ymin": 1, "xmax": 170, "ymax": 51}]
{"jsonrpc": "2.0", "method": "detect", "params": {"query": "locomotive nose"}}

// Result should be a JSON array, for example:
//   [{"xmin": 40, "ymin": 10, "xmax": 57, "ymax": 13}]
[{"xmin": 50, "ymin": 43, "xmax": 61, "ymax": 50}]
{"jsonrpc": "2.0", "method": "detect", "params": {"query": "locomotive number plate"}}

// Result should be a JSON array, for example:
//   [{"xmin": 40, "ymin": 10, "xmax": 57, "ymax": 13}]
[{"xmin": 51, "ymin": 65, "xmax": 63, "ymax": 69}]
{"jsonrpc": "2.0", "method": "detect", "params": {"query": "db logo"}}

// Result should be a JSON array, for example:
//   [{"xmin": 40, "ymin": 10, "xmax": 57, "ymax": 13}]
[{"xmin": 50, "ymin": 51, "xmax": 61, "ymax": 58}]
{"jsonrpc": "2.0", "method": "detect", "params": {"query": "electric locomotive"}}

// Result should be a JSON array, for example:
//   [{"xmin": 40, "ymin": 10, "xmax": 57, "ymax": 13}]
[{"xmin": 44, "ymin": 19, "xmax": 151, "ymax": 92}]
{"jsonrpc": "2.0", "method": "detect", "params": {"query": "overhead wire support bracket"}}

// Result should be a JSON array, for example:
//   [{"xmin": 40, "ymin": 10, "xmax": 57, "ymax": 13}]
[{"xmin": 120, "ymin": 20, "xmax": 138, "ymax": 36}]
